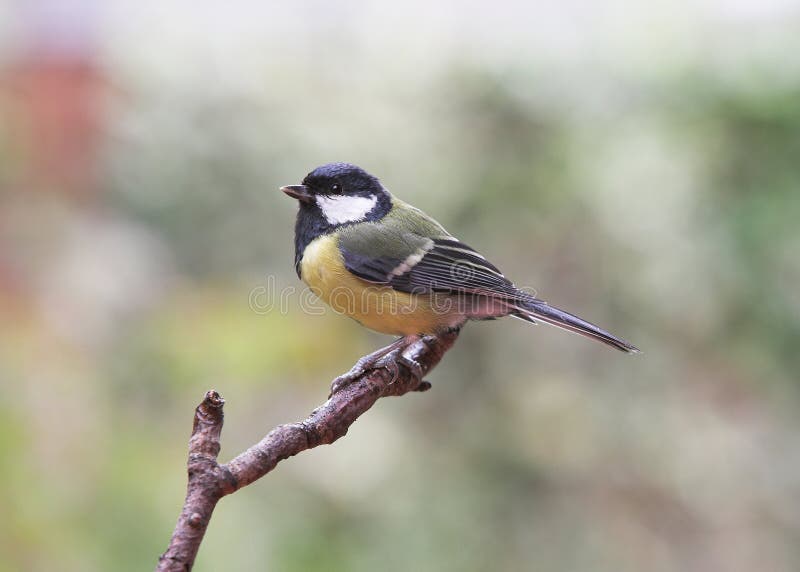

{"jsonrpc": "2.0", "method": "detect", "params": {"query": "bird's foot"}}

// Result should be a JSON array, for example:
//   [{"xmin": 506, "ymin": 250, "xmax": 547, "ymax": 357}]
[{"xmin": 329, "ymin": 336, "xmax": 414, "ymax": 396}]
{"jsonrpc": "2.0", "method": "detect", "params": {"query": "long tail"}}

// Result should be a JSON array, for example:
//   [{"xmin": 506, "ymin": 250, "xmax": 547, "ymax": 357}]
[{"xmin": 512, "ymin": 299, "xmax": 639, "ymax": 354}]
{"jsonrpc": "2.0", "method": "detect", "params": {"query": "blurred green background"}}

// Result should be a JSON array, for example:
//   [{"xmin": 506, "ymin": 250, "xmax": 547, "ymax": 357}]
[{"xmin": 2, "ymin": 1, "xmax": 800, "ymax": 571}]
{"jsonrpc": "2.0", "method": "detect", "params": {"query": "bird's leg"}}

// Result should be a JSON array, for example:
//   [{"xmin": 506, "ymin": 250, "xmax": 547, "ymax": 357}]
[{"xmin": 329, "ymin": 336, "xmax": 415, "ymax": 395}]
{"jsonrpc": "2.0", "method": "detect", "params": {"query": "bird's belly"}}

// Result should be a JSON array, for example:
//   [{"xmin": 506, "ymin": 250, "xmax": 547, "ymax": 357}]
[{"xmin": 300, "ymin": 235, "xmax": 464, "ymax": 336}]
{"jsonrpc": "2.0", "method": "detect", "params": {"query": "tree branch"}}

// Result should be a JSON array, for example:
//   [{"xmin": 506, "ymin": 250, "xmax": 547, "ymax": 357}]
[{"xmin": 156, "ymin": 330, "xmax": 459, "ymax": 572}]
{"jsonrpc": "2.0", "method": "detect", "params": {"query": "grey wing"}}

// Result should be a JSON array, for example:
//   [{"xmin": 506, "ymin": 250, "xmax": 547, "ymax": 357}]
[
  {"xmin": 391, "ymin": 238, "xmax": 526, "ymax": 300},
  {"xmin": 338, "ymin": 225, "xmax": 529, "ymax": 303}
]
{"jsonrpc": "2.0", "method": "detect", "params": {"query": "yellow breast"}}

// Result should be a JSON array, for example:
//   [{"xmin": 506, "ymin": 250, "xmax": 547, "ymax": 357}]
[{"xmin": 299, "ymin": 234, "xmax": 461, "ymax": 336}]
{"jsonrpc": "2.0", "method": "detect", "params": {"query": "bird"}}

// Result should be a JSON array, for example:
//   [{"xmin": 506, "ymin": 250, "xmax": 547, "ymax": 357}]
[{"xmin": 281, "ymin": 162, "xmax": 638, "ymax": 389}]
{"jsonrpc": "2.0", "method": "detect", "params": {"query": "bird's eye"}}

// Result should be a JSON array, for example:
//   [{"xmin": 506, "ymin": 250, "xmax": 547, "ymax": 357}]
[{"xmin": 331, "ymin": 183, "xmax": 342, "ymax": 194}]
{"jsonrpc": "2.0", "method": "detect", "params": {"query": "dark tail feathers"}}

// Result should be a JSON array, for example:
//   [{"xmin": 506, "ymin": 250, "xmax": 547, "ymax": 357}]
[{"xmin": 513, "ymin": 300, "xmax": 639, "ymax": 354}]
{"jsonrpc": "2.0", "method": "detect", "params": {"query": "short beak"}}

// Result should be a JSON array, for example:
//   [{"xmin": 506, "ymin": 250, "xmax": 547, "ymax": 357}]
[{"xmin": 280, "ymin": 184, "xmax": 314, "ymax": 203}]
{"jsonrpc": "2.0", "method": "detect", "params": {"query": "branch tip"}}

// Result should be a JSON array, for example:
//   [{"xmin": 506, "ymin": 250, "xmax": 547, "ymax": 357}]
[{"xmin": 203, "ymin": 390, "xmax": 225, "ymax": 409}]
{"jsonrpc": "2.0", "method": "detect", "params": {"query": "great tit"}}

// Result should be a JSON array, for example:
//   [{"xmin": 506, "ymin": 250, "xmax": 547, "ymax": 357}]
[{"xmin": 282, "ymin": 162, "xmax": 638, "ymax": 382}]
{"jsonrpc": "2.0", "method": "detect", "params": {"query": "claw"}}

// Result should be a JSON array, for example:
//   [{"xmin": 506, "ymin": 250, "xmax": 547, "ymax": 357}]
[
  {"xmin": 397, "ymin": 354, "xmax": 431, "ymax": 391},
  {"xmin": 329, "ymin": 365, "xmax": 366, "ymax": 396},
  {"xmin": 398, "ymin": 354, "xmax": 424, "ymax": 381},
  {"xmin": 383, "ymin": 355, "xmax": 401, "ymax": 385},
  {"xmin": 329, "ymin": 373, "xmax": 356, "ymax": 397}
]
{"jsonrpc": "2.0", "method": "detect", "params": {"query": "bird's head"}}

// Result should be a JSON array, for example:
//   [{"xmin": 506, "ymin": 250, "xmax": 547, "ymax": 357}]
[{"xmin": 281, "ymin": 163, "xmax": 391, "ymax": 226}]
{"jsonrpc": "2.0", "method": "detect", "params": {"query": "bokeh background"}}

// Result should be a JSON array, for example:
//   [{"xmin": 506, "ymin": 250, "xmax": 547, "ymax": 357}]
[{"xmin": 2, "ymin": 1, "xmax": 800, "ymax": 571}]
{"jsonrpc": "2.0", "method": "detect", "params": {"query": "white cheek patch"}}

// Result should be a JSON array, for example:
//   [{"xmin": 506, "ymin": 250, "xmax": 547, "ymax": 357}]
[{"xmin": 316, "ymin": 195, "xmax": 378, "ymax": 225}]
